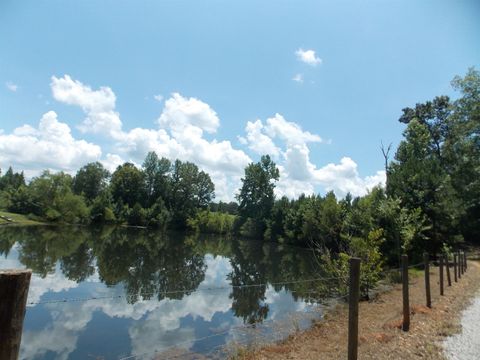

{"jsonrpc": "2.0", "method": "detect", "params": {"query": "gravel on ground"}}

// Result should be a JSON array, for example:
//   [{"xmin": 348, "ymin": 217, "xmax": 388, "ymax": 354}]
[{"xmin": 443, "ymin": 288, "xmax": 480, "ymax": 360}]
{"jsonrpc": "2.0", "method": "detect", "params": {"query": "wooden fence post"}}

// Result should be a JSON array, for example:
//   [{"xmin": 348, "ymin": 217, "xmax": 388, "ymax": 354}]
[
  {"xmin": 454, "ymin": 253, "xmax": 458, "ymax": 282},
  {"xmin": 458, "ymin": 252, "xmax": 462, "ymax": 279},
  {"xmin": 446, "ymin": 254, "xmax": 452, "ymax": 287},
  {"xmin": 348, "ymin": 257, "xmax": 361, "ymax": 360},
  {"xmin": 464, "ymin": 251, "xmax": 468, "ymax": 270},
  {"xmin": 424, "ymin": 253, "xmax": 431, "ymax": 308},
  {"xmin": 0, "ymin": 269, "xmax": 32, "ymax": 360},
  {"xmin": 461, "ymin": 252, "xmax": 465, "ymax": 275},
  {"xmin": 402, "ymin": 255, "xmax": 410, "ymax": 331},
  {"xmin": 439, "ymin": 255, "xmax": 444, "ymax": 296}
]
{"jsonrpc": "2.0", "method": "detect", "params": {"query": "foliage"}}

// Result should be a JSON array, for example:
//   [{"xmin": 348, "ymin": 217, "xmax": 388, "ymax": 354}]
[
  {"xmin": 388, "ymin": 68, "xmax": 480, "ymax": 251},
  {"xmin": 142, "ymin": 152, "xmax": 171, "ymax": 207},
  {"xmin": 236, "ymin": 155, "xmax": 279, "ymax": 232},
  {"xmin": 187, "ymin": 209, "xmax": 236, "ymax": 234},
  {"xmin": 320, "ymin": 229, "xmax": 385, "ymax": 299},
  {"xmin": 0, "ymin": 166, "xmax": 25, "ymax": 191},
  {"xmin": 0, "ymin": 68, "xmax": 478, "ymax": 262},
  {"xmin": 127, "ymin": 203, "xmax": 148, "ymax": 226},
  {"xmin": 110, "ymin": 163, "xmax": 146, "ymax": 209},
  {"xmin": 169, "ymin": 159, "xmax": 215, "ymax": 227},
  {"xmin": 146, "ymin": 198, "xmax": 171, "ymax": 229},
  {"xmin": 351, "ymin": 229, "xmax": 385, "ymax": 298},
  {"xmin": 90, "ymin": 191, "xmax": 116, "ymax": 223},
  {"xmin": 72, "ymin": 162, "xmax": 110, "ymax": 203}
]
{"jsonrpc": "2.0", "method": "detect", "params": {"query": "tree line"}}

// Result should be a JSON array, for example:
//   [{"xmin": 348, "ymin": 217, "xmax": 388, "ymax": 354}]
[
  {"xmin": 230, "ymin": 68, "xmax": 479, "ymax": 270},
  {"xmin": 0, "ymin": 153, "xmax": 214, "ymax": 229},
  {"xmin": 1, "ymin": 68, "xmax": 478, "ymax": 270}
]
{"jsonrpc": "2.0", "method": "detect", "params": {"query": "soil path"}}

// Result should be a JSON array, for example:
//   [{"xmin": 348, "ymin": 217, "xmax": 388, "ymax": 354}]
[{"xmin": 247, "ymin": 260, "xmax": 480, "ymax": 360}]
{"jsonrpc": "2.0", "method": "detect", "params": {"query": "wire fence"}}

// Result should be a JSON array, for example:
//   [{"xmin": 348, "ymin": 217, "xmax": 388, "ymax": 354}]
[
  {"xmin": 26, "ymin": 274, "xmax": 347, "ymax": 306},
  {"xmin": 23, "ymin": 272, "xmax": 350, "ymax": 359},
  {"xmin": 20, "ymin": 252, "xmax": 465, "ymax": 360},
  {"xmin": 118, "ymin": 293, "xmax": 350, "ymax": 360}
]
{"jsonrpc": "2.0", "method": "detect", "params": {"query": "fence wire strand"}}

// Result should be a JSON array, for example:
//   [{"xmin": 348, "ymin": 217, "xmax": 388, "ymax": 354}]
[
  {"xmin": 118, "ymin": 292, "xmax": 349, "ymax": 360},
  {"xmin": 27, "ymin": 274, "xmax": 347, "ymax": 306}
]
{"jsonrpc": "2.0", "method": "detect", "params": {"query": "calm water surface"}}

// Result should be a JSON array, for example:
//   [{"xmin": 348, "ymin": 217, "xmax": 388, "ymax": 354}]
[{"xmin": 0, "ymin": 226, "xmax": 333, "ymax": 359}]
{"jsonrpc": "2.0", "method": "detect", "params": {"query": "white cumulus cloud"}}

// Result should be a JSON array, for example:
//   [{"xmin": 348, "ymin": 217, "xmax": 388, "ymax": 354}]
[
  {"xmin": 49, "ymin": 76, "xmax": 251, "ymax": 201},
  {"xmin": 312, "ymin": 157, "xmax": 386, "ymax": 197},
  {"xmin": 2, "ymin": 74, "xmax": 384, "ymax": 201},
  {"xmin": 295, "ymin": 48, "xmax": 322, "ymax": 66},
  {"xmin": 241, "ymin": 114, "xmax": 385, "ymax": 198},
  {"xmin": 0, "ymin": 111, "xmax": 102, "ymax": 176},
  {"xmin": 242, "ymin": 114, "xmax": 322, "ymax": 157},
  {"xmin": 51, "ymin": 75, "xmax": 123, "ymax": 138},
  {"xmin": 158, "ymin": 92, "xmax": 220, "ymax": 135},
  {"xmin": 241, "ymin": 120, "xmax": 281, "ymax": 157}
]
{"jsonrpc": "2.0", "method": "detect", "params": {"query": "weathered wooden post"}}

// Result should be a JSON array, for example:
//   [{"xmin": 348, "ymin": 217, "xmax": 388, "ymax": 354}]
[
  {"xmin": 348, "ymin": 257, "xmax": 361, "ymax": 360},
  {"xmin": 458, "ymin": 252, "xmax": 462, "ymax": 279},
  {"xmin": 446, "ymin": 254, "xmax": 452, "ymax": 287},
  {"xmin": 460, "ymin": 252, "xmax": 465, "ymax": 275},
  {"xmin": 424, "ymin": 253, "xmax": 431, "ymax": 308},
  {"xmin": 402, "ymin": 255, "xmax": 410, "ymax": 331},
  {"xmin": 439, "ymin": 254, "xmax": 444, "ymax": 296},
  {"xmin": 454, "ymin": 253, "xmax": 458, "ymax": 282},
  {"xmin": 464, "ymin": 251, "xmax": 467, "ymax": 270},
  {"xmin": 0, "ymin": 269, "xmax": 32, "ymax": 360}
]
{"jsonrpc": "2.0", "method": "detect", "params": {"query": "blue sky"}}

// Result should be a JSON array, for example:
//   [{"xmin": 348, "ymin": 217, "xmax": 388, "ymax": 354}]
[{"xmin": 1, "ymin": 0, "xmax": 479, "ymax": 200}]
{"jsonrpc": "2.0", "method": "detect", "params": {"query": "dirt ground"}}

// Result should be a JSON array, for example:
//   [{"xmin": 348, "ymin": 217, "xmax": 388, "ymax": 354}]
[{"xmin": 244, "ymin": 259, "xmax": 480, "ymax": 360}]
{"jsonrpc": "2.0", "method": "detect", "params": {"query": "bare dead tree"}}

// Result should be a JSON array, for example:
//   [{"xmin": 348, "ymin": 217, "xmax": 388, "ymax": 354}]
[{"xmin": 380, "ymin": 141, "xmax": 392, "ymax": 175}]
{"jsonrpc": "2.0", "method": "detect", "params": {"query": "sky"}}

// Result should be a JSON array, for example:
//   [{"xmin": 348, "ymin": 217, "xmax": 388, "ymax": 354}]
[{"xmin": 1, "ymin": 0, "xmax": 479, "ymax": 201}]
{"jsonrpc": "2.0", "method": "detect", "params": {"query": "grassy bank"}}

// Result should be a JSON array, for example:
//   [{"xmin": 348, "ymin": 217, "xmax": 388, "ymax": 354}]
[{"xmin": 0, "ymin": 211, "xmax": 45, "ymax": 226}]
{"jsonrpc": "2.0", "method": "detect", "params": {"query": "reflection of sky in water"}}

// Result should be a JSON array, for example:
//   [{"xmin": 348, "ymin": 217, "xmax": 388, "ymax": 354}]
[{"xmin": 2, "ymin": 247, "xmax": 321, "ymax": 360}]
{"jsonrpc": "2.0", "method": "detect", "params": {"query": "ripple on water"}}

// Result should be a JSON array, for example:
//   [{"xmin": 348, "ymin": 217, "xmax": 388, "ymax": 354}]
[{"xmin": 443, "ymin": 294, "xmax": 480, "ymax": 360}]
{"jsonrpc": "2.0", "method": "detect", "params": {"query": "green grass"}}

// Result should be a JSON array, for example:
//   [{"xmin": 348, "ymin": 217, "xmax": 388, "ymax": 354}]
[
  {"xmin": 409, "ymin": 267, "xmax": 424, "ymax": 277},
  {"xmin": 0, "ymin": 211, "xmax": 45, "ymax": 226}
]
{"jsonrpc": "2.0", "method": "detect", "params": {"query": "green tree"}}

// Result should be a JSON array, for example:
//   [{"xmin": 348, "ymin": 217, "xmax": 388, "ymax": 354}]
[
  {"xmin": 169, "ymin": 160, "xmax": 215, "ymax": 227},
  {"xmin": 236, "ymin": 155, "xmax": 279, "ymax": 233},
  {"xmin": 110, "ymin": 163, "xmax": 146, "ymax": 208},
  {"xmin": 89, "ymin": 190, "xmax": 116, "ymax": 223},
  {"xmin": 142, "ymin": 152, "xmax": 171, "ymax": 206},
  {"xmin": 387, "ymin": 120, "xmax": 458, "ymax": 252},
  {"xmin": 447, "ymin": 68, "xmax": 480, "ymax": 242},
  {"xmin": 72, "ymin": 162, "xmax": 110, "ymax": 203},
  {"xmin": 0, "ymin": 166, "xmax": 25, "ymax": 191},
  {"xmin": 146, "ymin": 197, "xmax": 170, "ymax": 229},
  {"xmin": 128, "ymin": 203, "xmax": 148, "ymax": 226},
  {"xmin": 26, "ymin": 171, "xmax": 88, "ymax": 223}
]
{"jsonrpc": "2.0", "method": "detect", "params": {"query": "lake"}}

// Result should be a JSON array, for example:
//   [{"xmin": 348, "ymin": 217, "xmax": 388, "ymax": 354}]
[{"xmin": 0, "ymin": 225, "xmax": 339, "ymax": 359}]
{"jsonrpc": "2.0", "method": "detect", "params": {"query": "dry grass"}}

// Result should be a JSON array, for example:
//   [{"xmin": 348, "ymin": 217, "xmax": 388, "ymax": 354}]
[{"xmin": 243, "ymin": 260, "xmax": 480, "ymax": 360}]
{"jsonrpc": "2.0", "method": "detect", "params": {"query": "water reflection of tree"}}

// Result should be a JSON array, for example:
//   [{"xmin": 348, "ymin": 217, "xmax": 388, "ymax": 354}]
[
  {"xmin": 226, "ymin": 239, "xmax": 337, "ymax": 322},
  {"xmin": 60, "ymin": 242, "xmax": 95, "ymax": 282},
  {"xmin": 227, "ymin": 239, "xmax": 269, "ymax": 324},
  {"xmin": 0, "ymin": 226, "xmax": 21, "ymax": 257},
  {"xmin": 93, "ymin": 229, "xmax": 206, "ymax": 303},
  {"xmin": 2, "ymin": 225, "xmax": 332, "ymax": 310},
  {"xmin": 1, "ymin": 226, "xmax": 91, "ymax": 278}
]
